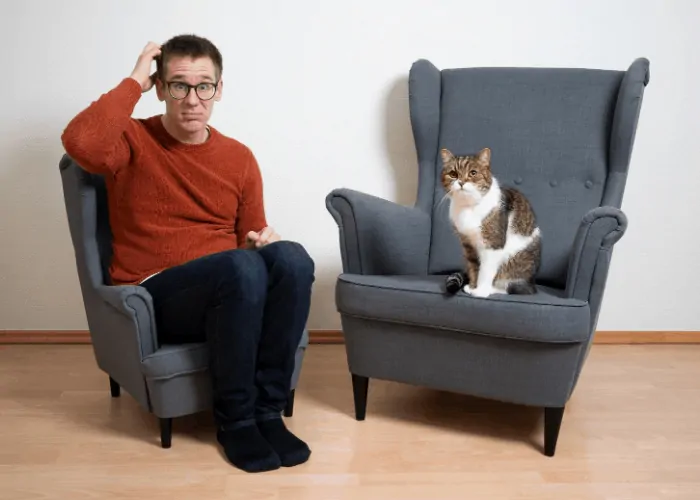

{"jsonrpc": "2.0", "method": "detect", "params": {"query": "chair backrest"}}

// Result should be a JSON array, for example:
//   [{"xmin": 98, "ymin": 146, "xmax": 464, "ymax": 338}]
[
  {"xmin": 408, "ymin": 58, "xmax": 649, "ymax": 289},
  {"xmin": 59, "ymin": 154, "xmax": 113, "ymax": 292}
]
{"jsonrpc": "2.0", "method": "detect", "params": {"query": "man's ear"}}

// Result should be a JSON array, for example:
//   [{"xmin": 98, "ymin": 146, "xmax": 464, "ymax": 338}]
[
  {"xmin": 215, "ymin": 78, "xmax": 223, "ymax": 102},
  {"xmin": 154, "ymin": 76, "xmax": 166, "ymax": 102}
]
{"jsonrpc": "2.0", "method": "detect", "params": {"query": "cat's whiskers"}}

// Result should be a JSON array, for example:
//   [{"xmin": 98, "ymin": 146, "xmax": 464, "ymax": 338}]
[{"xmin": 436, "ymin": 192, "xmax": 452, "ymax": 209}]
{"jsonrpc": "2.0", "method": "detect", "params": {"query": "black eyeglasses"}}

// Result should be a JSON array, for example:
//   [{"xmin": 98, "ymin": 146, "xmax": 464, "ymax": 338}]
[{"xmin": 166, "ymin": 81, "xmax": 218, "ymax": 101}]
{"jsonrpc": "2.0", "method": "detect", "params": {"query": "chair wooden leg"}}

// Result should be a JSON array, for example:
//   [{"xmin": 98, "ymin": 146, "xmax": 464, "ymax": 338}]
[
  {"xmin": 160, "ymin": 418, "xmax": 172, "ymax": 449},
  {"xmin": 283, "ymin": 389, "xmax": 295, "ymax": 417},
  {"xmin": 544, "ymin": 406, "xmax": 565, "ymax": 457},
  {"xmin": 351, "ymin": 374, "xmax": 369, "ymax": 421},
  {"xmin": 109, "ymin": 377, "xmax": 120, "ymax": 398}
]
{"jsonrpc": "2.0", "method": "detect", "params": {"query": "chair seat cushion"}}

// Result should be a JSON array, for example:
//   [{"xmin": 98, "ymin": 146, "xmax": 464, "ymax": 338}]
[
  {"xmin": 141, "ymin": 343, "xmax": 209, "ymax": 380},
  {"xmin": 141, "ymin": 328, "xmax": 310, "ymax": 380},
  {"xmin": 336, "ymin": 274, "xmax": 590, "ymax": 344}
]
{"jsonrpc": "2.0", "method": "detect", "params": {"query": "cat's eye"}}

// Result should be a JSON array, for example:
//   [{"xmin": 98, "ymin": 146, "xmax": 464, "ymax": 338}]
[{"xmin": 469, "ymin": 170, "xmax": 477, "ymax": 176}]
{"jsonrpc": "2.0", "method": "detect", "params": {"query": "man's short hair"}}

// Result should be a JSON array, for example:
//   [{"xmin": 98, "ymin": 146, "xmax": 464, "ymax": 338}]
[{"xmin": 156, "ymin": 34, "xmax": 223, "ymax": 81}]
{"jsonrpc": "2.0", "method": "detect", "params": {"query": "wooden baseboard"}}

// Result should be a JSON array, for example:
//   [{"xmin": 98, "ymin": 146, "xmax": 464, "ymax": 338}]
[
  {"xmin": 592, "ymin": 330, "xmax": 700, "ymax": 344},
  {"xmin": 308, "ymin": 330, "xmax": 344, "ymax": 344},
  {"xmin": 1, "ymin": 330, "xmax": 699, "ymax": 345},
  {"xmin": 0, "ymin": 330, "xmax": 90, "ymax": 344},
  {"xmin": 0, "ymin": 330, "xmax": 347, "ymax": 345}
]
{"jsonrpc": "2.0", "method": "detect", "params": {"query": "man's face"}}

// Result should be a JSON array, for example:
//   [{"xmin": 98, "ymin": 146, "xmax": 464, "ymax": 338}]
[{"xmin": 156, "ymin": 55, "xmax": 222, "ymax": 136}]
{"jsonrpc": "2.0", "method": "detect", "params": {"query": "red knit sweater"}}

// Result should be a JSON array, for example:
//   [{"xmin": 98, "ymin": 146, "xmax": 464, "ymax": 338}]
[{"xmin": 61, "ymin": 78, "xmax": 268, "ymax": 285}]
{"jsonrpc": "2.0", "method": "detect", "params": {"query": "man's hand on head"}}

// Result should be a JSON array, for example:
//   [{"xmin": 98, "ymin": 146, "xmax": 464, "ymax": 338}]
[
  {"xmin": 246, "ymin": 226, "xmax": 281, "ymax": 249},
  {"xmin": 130, "ymin": 41, "xmax": 162, "ymax": 93}
]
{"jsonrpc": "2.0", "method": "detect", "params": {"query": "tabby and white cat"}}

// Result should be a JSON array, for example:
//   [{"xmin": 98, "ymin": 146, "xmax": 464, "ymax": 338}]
[{"xmin": 440, "ymin": 147, "xmax": 541, "ymax": 297}]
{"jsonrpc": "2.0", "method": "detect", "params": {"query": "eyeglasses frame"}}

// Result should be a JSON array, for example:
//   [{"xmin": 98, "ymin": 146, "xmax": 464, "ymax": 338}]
[{"xmin": 165, "ymin": 80, "xmax": 219, "ymax": 101}]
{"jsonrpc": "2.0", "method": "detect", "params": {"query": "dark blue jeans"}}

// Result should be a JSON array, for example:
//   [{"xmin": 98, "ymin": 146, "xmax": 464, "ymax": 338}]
[{"xmin": 140, "ymin": 241, "xmax": 315, "ymax": 430}]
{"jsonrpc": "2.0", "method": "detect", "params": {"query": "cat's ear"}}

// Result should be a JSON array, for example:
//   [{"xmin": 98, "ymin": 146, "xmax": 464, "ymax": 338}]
[
  {"xmin": 440, "ymin": 148, "xmax": 456, "ymax": 164},
  {"xmin": 476, "ymin": 147, "xmax": 491, "ymax": 165}
]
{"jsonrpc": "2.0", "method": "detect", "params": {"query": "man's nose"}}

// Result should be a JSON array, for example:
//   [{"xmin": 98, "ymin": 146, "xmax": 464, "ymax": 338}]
[{"xmin": 185, "ymin": 88, "xmax": 200, "ymax": 105}]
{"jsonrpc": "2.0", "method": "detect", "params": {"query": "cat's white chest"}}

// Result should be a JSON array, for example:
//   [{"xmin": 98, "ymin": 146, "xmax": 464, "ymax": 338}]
[
  {"xmin": 454, "ymin": 209, "xmax": 483, "ymax": 233},
  {"xmin": 451, "ymin": 207, "xmax": 486, "ymax": 247}
]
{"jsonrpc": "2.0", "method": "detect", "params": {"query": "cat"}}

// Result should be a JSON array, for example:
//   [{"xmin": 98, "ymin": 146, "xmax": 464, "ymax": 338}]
[{"xmin": 440, "ymin": 147, "xmax": 541, "ymax": 297}]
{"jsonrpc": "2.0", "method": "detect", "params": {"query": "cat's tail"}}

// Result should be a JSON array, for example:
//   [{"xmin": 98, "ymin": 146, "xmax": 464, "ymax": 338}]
[
  {"xmin": 507, "ymin": 280, "xmax": 537, "ymax": 295},
  {"xmin": 445, "ymin": 272, "xmax": 465, "ymax": 294}
]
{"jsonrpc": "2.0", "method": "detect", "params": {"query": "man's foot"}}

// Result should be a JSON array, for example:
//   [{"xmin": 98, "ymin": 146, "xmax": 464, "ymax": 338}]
[
  {"xmin": 257, "ymin": 417, "xmax": 311, "ymax": 467},
  {"xmin": 216, "ymin": 423, "xmax": 281, "ymax": 473}
]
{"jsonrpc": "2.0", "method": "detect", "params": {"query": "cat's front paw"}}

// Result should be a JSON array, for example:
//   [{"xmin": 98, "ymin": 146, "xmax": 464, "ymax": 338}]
[
  {"xmin": 462, "ymin": 285, "xmax": 476, "ymax": 295},
  {"xmin": 470, "ymin": 286, "xmax": 497, "ymax": 298}
]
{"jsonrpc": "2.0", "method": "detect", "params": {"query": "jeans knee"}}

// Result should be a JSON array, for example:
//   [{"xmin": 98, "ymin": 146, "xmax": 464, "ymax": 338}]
[
  {"xmin": 215, "ymin": 250, "xmax": 268, "ymax": 301},
  {"xmin": 261, "ymin": 241, "xmax": 315, "ymax": 283}
]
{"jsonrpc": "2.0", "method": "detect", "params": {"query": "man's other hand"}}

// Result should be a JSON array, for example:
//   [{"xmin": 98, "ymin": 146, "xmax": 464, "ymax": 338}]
[{"xmin": 246, "ymin": 226, "xmax": 281, "ymax": 249}]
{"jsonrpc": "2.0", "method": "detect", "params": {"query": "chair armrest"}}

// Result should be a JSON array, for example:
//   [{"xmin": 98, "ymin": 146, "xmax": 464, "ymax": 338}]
[
  {"xmin": 96, "ymin": 284, "xmax": 158, "ymax": 358},
  {"xmin": 326, "ymin": 188, "xmax": 431, "ymax": 275},
  {"xmin": 565, "ymin": 207, "xmax": 628, "ymax": 325}
]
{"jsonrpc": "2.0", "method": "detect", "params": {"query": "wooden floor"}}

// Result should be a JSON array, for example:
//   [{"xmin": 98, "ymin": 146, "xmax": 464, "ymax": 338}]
[{"xmin": 1, "ymin": 344, "xmax": 699, "ymax": 499}]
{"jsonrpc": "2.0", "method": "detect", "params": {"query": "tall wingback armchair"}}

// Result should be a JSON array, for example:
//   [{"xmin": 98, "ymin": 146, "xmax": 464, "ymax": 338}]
[
  {"xmin": 59, "ymin": 154, "xmax": 309, "ymax": 448},
  {"xmin": 325, "ymin": 58, "xmax": 649, "ymax": 456}
]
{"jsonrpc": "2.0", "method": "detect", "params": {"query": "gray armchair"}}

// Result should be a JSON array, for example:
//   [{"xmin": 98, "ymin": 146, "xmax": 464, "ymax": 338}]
[
  {"xmin": 326, "ymin": 58, "xmax": 649, "ymax": 456},
  {"xmin": 59, "ymin": 154, "xmax": 308, "ymax": 448}
]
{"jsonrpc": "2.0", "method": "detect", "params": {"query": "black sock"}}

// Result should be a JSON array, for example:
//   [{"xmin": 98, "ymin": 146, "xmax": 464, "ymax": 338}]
[
  {"xmin": 257, "ymin": 417, "xmax": 311, "ymax": 467},
  {"xmin": 216, "ymin": 423, "xmax": 281, "ymax": 473}
]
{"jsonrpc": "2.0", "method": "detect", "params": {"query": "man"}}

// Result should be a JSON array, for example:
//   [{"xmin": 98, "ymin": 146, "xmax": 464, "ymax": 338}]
[{"xmin": 61, "ymin": 34, "xmax": 315, "ymax": 473}]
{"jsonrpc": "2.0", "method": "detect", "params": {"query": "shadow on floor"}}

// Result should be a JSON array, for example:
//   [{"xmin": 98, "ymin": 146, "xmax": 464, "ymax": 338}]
[{"xmin": 300, "ymin": 346, "xmax": 545, "ymax": 453}]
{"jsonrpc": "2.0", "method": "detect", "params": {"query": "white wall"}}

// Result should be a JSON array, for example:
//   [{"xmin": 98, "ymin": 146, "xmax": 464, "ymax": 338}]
[{"xmin": 0, "ymin": 0, "xmax": 698, "ymax": 331}]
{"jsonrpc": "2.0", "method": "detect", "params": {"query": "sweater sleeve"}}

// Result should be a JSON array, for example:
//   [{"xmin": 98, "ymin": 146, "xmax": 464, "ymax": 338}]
[
  {"xmin": 235, "ymin": 149, "xmax": 268, "ymax": 248},
  {"xmin": 61, "ymin": 78, "xmax": 143, "ymax": 175}
]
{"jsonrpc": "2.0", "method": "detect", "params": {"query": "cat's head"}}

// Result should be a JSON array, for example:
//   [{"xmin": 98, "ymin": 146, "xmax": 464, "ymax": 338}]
[{"xmin": 440, "ymin": 147, "xmax": 493, "ymax": 203}]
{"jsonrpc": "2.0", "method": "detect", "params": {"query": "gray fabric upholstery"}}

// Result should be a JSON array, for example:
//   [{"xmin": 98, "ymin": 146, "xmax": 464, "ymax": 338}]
[
  {"xmin": 336, "ymin": 275, "xmax": 589, "ymax": 343},
  {"xmin": 342, "ymin": 316, "xmax": 586, "ymax": 408},
  {"xmin": 326, "ymin": 58, "xmax": 649, "ymax": 409},
  {"xmin": 59, "ymin": 154, "xmax": 308, "ymax": 420},
  {"xmin": 565, "ymin": 206, "xmax": 627, "ymax": 332},
  {"xmin": 325, "ymin": 189, "xmax": 431, "ymax": 275},
  {"xmin": 427, "ymin": 65, "xmax": 628, "ymax": 287}
]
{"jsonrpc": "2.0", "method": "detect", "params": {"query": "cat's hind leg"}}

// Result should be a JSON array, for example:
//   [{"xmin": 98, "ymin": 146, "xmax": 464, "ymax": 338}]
[
  {"xmin": 509, "ymin": 281, "xmax": 537, "ymax": 294},
  {"xmin": 495, "ymin": 278, "xmax": 536, "ymax": 295},
  {"xmin": 494, "ymin": 246, "xmax": 539, "ymax": 295}
]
